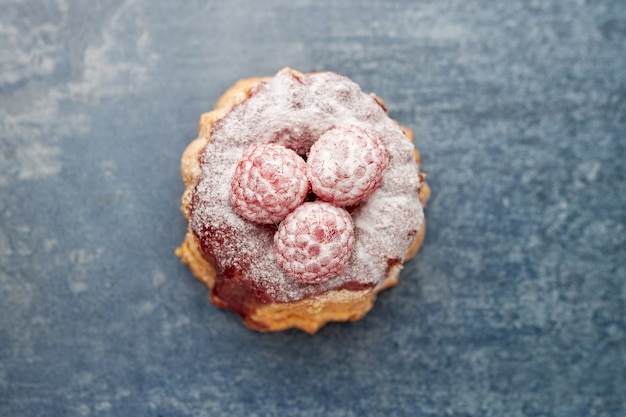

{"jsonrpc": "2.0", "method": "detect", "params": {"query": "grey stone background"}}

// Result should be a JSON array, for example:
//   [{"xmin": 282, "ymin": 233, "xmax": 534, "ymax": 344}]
[{"xmin": 1, "ymin": 1, "xmax": 624, "ymax": 416}]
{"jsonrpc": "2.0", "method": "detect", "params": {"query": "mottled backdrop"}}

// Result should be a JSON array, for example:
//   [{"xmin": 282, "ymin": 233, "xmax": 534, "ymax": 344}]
[{"xmin": 1, "ymin": 1, "xmax": 624, "ymax": 416}]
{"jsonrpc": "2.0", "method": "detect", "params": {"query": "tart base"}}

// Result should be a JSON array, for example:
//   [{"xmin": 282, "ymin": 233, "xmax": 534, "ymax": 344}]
[{"xmin": 176, "ymin": 68, "xmax": 429, "ymax": 334}]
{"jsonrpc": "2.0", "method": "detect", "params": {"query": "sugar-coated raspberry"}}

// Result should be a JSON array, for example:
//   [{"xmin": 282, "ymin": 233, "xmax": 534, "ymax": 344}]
[
  {"xmin": 231, "ymin": 144, "xmax": 309, "ymax": 224},
  {"xmin": 307, "ymin": 126, "xmax": 389, "ymax": 207},
  {"xmin": 274, "ymin": 201, "xmax": 355, "ymax": 283}
]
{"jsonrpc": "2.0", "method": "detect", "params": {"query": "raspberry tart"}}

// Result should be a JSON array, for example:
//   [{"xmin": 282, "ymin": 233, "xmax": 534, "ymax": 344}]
[{"xmin": 176, "ymin": 68, "xmax": 430, "ymax": 333}]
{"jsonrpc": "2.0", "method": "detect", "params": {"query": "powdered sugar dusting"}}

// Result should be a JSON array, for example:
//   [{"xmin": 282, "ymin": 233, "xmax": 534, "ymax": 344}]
[{"xmin": 190, "ymin": 70, "xmax": 424, "ymax": 303}]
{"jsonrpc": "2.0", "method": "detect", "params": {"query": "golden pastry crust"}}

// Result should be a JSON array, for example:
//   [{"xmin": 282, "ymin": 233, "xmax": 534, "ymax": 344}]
[{"xmin": 176, "ymin": 68, "xmax": 429, "ymax": 334}]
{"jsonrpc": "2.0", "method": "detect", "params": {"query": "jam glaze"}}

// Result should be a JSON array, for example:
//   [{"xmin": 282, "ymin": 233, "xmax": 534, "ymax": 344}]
[{"xmin": 189, "ymin": 69, "xmax": 424, "ymax": 309}]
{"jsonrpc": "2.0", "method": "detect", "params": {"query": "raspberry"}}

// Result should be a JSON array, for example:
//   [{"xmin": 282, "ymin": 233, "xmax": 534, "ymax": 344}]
[
  {"xmin": 307, "ymin": 126, "xmax": 389, "ymax": 207},
  {"xmin": 274, "ymin": 201, "xmax": 355, "ymax": 283},
  {"xmin": 231, "ymin": 144, "xmax": 309, "ymax": 224}
]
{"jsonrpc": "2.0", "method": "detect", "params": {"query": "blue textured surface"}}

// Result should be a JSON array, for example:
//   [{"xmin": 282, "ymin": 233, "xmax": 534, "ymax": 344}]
[{"xmin": 1, "ymin": 1, "xmax": 625, "ymax": 416}]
